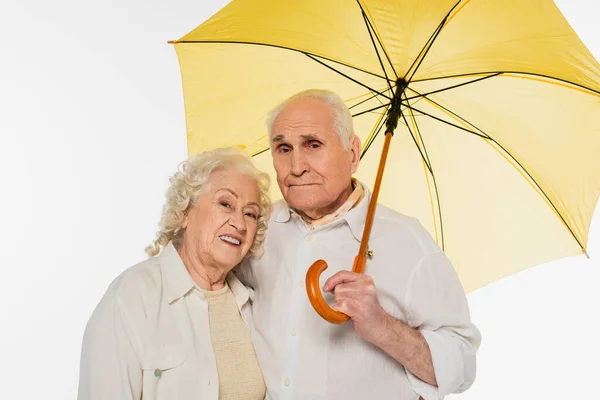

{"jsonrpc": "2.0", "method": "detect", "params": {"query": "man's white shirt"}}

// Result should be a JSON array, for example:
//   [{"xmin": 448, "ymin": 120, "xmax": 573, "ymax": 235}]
[{"xmin": 239, "ymin": 183, "xmax": 481, "ymax": 400}]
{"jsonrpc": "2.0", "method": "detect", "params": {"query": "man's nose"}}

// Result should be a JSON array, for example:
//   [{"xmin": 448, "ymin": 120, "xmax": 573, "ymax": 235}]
[{"xmin": 290, "ymin": 150, "xmax": 308, "ymax": 176}]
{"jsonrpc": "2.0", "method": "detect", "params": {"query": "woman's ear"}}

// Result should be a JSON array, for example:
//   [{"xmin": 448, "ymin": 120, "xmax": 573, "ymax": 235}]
[{"xmin": 181, "ymin": 215, "xmax": 189, "ymax": 229}]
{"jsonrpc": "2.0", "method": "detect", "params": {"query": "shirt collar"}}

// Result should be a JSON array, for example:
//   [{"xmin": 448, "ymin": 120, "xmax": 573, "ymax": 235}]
[
  {"xmin": 273, "ymin": 179, "xmax": 372, "ymax": 243},
  {"xmin": 312, "ymin": 178, "xmax": 364, "ymax": 228},
  {"xmin": 226, "ymin": 272, "xmax": 251, "ymax": 306},
  {"xmin": 274, "ymin": 201, "xmax": 294, "ymax": 223},
  {"xmin": 343, "ymin": 182, "xmax": 371, "ymax": 243},
  {"xmin": 159, "ymin": 242, "xmax": 196, "ymax": 303},
  {"xmin": 159, "ymin": 242, "xmax": 250, "ymax": 306}
]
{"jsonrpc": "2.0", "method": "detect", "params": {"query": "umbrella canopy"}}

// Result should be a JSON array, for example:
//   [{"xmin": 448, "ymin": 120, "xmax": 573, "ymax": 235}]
[{"xmin": 170, "ymin": 0, "xmax": 600, "ymax": 292}]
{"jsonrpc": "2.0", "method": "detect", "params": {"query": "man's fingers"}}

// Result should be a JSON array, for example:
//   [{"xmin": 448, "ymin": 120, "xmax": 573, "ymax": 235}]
[
  {"xmin": 333, "ymin": 281, "xmax": 376, "ymax": 297},
  {"xmin": 331, "ymin": 298, "xmax": 360, "ymax": 316},
  {"xmin": 323, "ymin": 270, "xmax": 360, "ymax": 292},
  {"xmin": 324, "ymin": 271, "xmax": 375, "ymax": 292}
]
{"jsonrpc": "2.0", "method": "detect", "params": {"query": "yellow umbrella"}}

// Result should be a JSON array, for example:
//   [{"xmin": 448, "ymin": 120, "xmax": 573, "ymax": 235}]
[{"xmin": 170, "ymin": 0, "xmax": 600, "ymax": 301}]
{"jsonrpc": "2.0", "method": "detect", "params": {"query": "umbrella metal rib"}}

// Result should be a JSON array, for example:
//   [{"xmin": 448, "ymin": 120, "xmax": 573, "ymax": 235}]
[
  {"xmin": 348, "ymin": 90, "xmax": 388, "ymax": 111},
  {"xmin": 351, "ymin": 103, "xmax": 390, "ymax": 118},
  {"xmin": 403, "ymin": 104, "xmax": 492, "ymax": 140},
  {"xmin": 402, "ymin": 99, "xmax": 445, "ymax": 250},
  {"xmin": 302, "ymin": 53, "xmax": 391, "ymax": 100},
  {"xmin": 358, "ymin": 104, "xmax": 389, "ymax": 159},
  {"xmin": 404, "ymin": 73, "xmax": 502, "ymax": 102},
  {"xmin": 355, "ymin": 0, "xmax": 398, "ymax": 81},
  {"xmin": 359, "ymin": 11, "xmax": 396, "ymax": 91},
  {"xmin": 411, "ymin": 71, "xmax": 600, "ymax": 97},
  {"xmin": 401, "ymin": 0, "xmax": 462, "ymax": 83}
]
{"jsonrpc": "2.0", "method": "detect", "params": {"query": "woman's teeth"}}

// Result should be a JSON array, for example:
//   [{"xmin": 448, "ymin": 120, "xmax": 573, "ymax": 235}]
[{"xmin": 219, "ymin": 235, "xmax": 240, "ymax": 245}]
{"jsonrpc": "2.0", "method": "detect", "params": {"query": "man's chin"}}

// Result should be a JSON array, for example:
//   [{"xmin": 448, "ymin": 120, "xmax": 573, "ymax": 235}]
[
  {"xmin": 286, "ymin": 186, "xmax": 312, "ymax": 196},
  {"xmin": 286, "ymin": 198, "xmax": 324, "ymax": 215},
  {"xmin": 286, "ymin": 185, "xmax": 315, "ymax": 195}
]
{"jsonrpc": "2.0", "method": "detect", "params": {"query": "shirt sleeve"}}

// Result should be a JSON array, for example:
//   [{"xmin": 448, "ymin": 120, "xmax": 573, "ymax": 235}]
[
  {"xmin": 404, "ymin": 251, "xmax": 481, "ymax": 400},
  {"xmin": 78, "ymin": 292, "xmax": 144, "ymax": 400}
]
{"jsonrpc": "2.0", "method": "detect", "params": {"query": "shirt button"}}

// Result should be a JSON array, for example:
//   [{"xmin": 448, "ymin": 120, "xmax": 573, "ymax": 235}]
[
  {"xmin": 305, "ymin": 235, "xmax": 312, "ymax": 242},
  {"xmin": 284, "ymin": 378, "xmax": 291, "ymax": 386},
  {"xmin": 154, "ymin": 369, "xmax": 162, "ymax": 378},
  {"xmin": 291, "ymin": 328, "xmax": 297, "ymax": 336},
  {"xmin": 298, "ymin": 281, "xmax": 304, "ymax": 288}
]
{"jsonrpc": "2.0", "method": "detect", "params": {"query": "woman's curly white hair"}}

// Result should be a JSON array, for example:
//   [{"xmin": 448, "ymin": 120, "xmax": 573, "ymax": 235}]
[{"xmin": 146, "ymin": 147, "xmax": 271, "ymax": 258}]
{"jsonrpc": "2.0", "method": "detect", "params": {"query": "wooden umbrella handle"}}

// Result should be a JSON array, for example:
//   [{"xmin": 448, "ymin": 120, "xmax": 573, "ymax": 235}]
[
  {"xmin": 305, "ymin": 131, "xmax": 394, "ymax": 323},
  {"xmin": 305, "ymin": 255, "xmax": 367, "ymax": 323}
]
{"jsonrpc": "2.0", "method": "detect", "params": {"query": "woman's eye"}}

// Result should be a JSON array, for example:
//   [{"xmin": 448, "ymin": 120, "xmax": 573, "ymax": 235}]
[
  {"xmin": 245, "ymin": 212, "xmax": 258, "ymax": 220},
  {"xmin": 220, "ymin": 201, "xmax": 231, "ymax": 208}
]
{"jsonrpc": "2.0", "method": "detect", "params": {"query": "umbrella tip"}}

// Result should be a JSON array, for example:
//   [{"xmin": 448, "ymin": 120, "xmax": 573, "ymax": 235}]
[
  {"xmin": 167, "ymin": 40, "xmax": 178, "ymax": 45},
  {"xmin": 582, "ymin": 248, "xmax": 590, "ymax": 259}
]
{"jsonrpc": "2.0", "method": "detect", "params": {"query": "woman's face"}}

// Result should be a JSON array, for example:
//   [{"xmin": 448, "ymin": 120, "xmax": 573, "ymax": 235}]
[{"xmin": 181, "ymin": 169, "xmax": 261, "ymax": 271}]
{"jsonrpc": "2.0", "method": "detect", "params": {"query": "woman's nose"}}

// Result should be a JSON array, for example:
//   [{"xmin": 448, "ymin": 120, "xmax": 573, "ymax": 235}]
[{"xmin": 228, "ymin": 210, "xmax": 246, "ymax": 232}]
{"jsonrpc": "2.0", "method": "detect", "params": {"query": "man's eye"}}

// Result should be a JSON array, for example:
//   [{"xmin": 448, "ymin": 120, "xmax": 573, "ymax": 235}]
[
  {"xmin": 277, "ymin": 145, "xmax": 291, "ymax": 153},
  {"xmin": 308, "ymin": 141, "xmax": 321, "ymax": 149}
]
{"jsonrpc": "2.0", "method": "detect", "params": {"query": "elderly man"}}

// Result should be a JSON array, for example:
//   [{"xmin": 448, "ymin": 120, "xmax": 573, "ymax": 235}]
[{"xmin": 239, "ymin": 89, "xmax": 480, "ymax": 400}]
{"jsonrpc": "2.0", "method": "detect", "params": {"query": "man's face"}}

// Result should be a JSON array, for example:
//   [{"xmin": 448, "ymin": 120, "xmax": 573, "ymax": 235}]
[{"xmin": 270, "ymin": 98, "xmax": 360, "ymax": 219}]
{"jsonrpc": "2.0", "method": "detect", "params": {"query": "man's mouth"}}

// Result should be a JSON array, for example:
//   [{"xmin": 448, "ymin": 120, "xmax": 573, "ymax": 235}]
[{"xmin": 219, "ymin": 235, "xmax": 241, "ymax": 246}]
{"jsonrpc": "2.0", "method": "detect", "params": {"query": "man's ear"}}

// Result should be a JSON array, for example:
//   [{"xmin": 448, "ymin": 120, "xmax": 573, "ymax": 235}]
[{"xmin": 349, "ymin": 135, "xmax": 361, "ymax": 174}]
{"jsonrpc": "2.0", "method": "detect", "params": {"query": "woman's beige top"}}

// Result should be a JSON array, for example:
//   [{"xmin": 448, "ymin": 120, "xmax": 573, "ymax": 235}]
[
  {"xmin": 203, "ymin": 283, "xmax": 265, "ymax": 399},
  {"xmin": 78, "ymin": 242, "xmax": 264, "ymax": 400}
]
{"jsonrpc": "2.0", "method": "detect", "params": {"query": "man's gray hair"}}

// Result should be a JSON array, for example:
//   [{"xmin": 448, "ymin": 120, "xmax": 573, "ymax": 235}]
[{"xmin": 265, "ymin": 89, "xmax": 355, "ymax": 150}]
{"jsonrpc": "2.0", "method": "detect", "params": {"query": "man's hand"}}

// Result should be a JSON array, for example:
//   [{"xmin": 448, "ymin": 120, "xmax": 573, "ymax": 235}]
[
  {"xmin": 323, "ymin": 270, "xmax": 437, "ymax": 387},
  {"xmin": 323, "ymin": 270, "xmax": 388, "ymax": 342}
]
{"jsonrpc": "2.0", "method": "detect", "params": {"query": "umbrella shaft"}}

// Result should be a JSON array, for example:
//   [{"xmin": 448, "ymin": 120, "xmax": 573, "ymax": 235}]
[{"xmin": 358, "ymin": 130, "xmax": 393, "ymax": 258}]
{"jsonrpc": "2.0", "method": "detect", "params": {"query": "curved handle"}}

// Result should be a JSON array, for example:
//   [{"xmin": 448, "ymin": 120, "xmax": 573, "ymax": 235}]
[
  {"xmin": 305, "ymin": 256, "xmax": 367, "ymax": 324},
  {"xmin": 305, "ymin": 259, "xmax": 350, "ymax": 324}
]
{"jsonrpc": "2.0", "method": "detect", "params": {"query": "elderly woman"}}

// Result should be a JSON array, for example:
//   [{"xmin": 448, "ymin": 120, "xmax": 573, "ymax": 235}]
[{"xmin": 78, "ymin": 148, "xmax": 271, "ymax": 400}]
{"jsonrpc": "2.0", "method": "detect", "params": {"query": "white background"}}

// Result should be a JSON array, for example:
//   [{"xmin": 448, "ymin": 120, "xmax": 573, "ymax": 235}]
[{"xmin": 1, "ymin": 1, "xmax": 598, "ymax": 399}]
